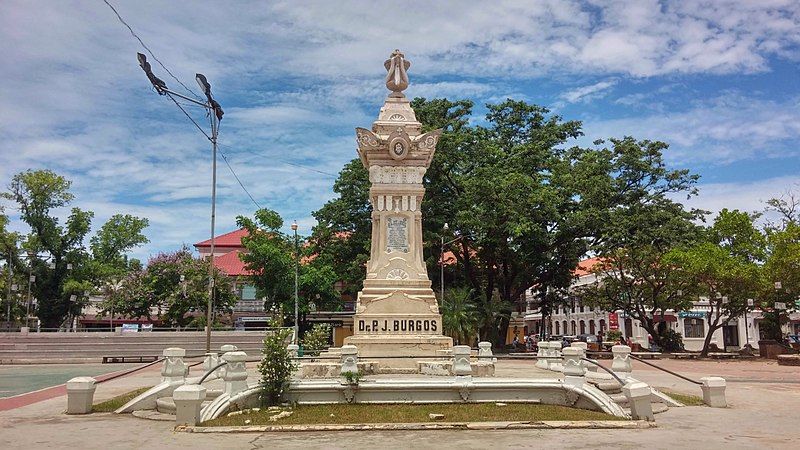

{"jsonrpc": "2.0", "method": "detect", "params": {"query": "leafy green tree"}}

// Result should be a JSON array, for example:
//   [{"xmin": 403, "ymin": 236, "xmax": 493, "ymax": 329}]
[
  {"xmin": 439, "ymin": 286, "xmax": 479, "ymax": 345},
  {"xmin": 665, "ymin": 210, "xmax": 766, "ymax": 356},
  {"xmin": 761, "ymin": 194, "xmax": 800, "ymax": 340},
  {"xmin": 144, "ymin": 248, "xmax": 236, "ymax": 327},
  {"xmin": 89, "ymin": 214, "xmax": 149, "ymax": 282},
  {"xmin": 309, "ymin": 160, "xmax": 371, "ymax": 298},
  {"xmin": 237, "ymin": 209, "xmax": 294, "ymax": 312},
  {"xmin": 4, "ymin": 170, "xmax": 93, "ymax": 328}
]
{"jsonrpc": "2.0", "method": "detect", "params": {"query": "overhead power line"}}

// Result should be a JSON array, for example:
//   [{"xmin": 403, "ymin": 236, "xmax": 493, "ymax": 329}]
[{"xmin": 102, "ymin": 0, "xmax": 203, "ymax": 101}]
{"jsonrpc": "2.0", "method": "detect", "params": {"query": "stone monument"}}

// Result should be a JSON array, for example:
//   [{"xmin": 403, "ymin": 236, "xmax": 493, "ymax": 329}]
[{"xmin": 344, "ymin": 50, "xmax": 453, "ymax": 366}]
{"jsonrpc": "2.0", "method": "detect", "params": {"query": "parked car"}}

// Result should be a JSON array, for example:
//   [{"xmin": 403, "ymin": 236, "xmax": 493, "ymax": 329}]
[{"xmin": 576, "ymin": 334, "xmax": 598, "ymax": 344}]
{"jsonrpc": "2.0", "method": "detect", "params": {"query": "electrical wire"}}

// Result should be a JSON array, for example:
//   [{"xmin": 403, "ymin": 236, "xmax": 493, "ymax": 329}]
[
  {"xmin": 216, "ymin": 142, "xmax": 338, "ymax": 177},
  {"xmin": 220, "ymin": 152, "xmax": 262, "ymax": 209},
  {"xmin": 165, "ymin": 93, "xmax": 211, "ymax": 141},
  {"xmin": 102, "ymin": 0, "xmax": 204, "ymax": 102}
]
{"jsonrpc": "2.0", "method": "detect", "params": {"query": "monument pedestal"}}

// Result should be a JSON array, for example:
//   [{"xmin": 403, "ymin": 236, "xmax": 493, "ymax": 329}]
[{"xmin": 343, "ymin": 50, "xmax": 453, "ymax": 367}]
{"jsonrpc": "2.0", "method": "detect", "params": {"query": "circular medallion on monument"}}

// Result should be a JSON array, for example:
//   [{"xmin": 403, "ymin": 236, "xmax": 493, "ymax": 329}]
[{"xmin": 387, "ymin": 129, "xmax": 411, "ymax": 161}]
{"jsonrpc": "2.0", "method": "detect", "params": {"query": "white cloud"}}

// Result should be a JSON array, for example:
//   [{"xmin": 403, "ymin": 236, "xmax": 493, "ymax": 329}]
[
  {"xmin": 682, "ymin": 176, "xmax": 800, "ymax": 220},
  {"xmin": 583, "ymin": 93, "xmax": 800, "ymax": 164},
  {"xmin": 560, "ymin": 79, "xmax": 618, "ymax": 103},
  {"xmin": 2, "ymin": 0, "xmax": 800, "ymax": 258}
]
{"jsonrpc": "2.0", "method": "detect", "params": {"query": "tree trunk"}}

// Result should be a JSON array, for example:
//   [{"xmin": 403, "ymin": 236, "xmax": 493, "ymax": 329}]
[{"xmin": 700, "ymin": 324, "xmax": 722, "ymax": 358}]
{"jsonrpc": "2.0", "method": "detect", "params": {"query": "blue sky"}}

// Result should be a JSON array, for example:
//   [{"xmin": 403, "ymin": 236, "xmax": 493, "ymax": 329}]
[{"xmin": 1, "ymin": 0, "xmax": 799, "ymax": 261}]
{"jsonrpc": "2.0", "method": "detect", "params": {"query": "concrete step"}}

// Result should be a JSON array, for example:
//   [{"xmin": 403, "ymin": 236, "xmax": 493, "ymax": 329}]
[{"xmin": 155, "ymin": 396, "xmax": 215, "ymax": 414}]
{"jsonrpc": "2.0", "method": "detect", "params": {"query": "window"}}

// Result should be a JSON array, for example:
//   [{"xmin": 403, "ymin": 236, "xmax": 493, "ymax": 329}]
[
  {"xmin": 579, "ymin": 304, "xmax": 585, "ymax": 313},
  {"xmin": 684, "ymin": 319, "xmax": 705, "ymax": 338},
  {"xmin": 555, "ymin": 322, "xmax": 560, "ymax": 334}
]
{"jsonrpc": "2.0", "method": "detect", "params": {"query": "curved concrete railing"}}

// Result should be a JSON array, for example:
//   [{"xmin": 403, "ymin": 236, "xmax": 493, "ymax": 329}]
[{"xmin": 199, "ymin": 377, "xmax": 628, "ymax": 422}]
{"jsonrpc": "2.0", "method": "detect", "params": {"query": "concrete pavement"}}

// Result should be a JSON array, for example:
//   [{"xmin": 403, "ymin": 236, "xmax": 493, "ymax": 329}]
[{"xmin": 0, "ymin": 358, "xmax": 797, "ymax": 449}]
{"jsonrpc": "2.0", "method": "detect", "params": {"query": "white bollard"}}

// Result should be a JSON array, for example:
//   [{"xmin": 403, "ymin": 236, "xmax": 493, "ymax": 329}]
[
  {"xmin": 623, "ymin": 381, "xmax": 654, "ymax": 421},
  {"xmin": 339, "ymin": 345, "xmax": 359, "ymax": 375},
  {"xmin": 66, "ymin": 376, "xmax": 96, "ymax": 414},
  {"xmin": 451, "ymin": 345, "xmax": 472, "ymax": 376},
  {"xmin": 222, "ymin": 351, "xmax": 248, "ymax": 396},
  {"xmin": 611, "ymin": 345, "xmax": 632, "ymax": 379},
  {"xmin": 571, "ymin": 342, "xmax": 595, "ymax": 372},
  {"xmin": 173, "ymin": 384, "xmax": 207, "ymax": 426},
  {"xmin": 220, "ymin": 344, "xmax": 237, "ymax": 354},
  {"xmin": 535, "ymin": 342, "xmax": 549, "ymax": 369},
  {"xmin": 161, "ymin": 347, "xmax": 188, "ymax": 383},
  {"xmin": 287, "ymin": 344, "xmax": 299, "ymax": 358},
  {"xmin": 562, "ymin": 347, "xmax": 586, "ymax": 386},
  {"xmin": 700, "ymin": 377, "xmax": 727, "ymax": 408},
  {"xmin": 548, "ymin": 341, "xmax": 563, "ymax": 371},
  {"xmin": 477, "ymin": 341, "xmax": 493, "ymax": 363}
]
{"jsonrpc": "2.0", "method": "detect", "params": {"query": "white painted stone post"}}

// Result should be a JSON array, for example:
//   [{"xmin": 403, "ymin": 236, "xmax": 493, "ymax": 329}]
[
  {"xmin": 339, "ymin": 345, "xmax": 359, "ymax": 375},
  {"xmin": 221, "ymin": 351, "xmax": 248, "ymax": 396},
  {"xmin": 161, "ymin": 347, "xmax": 187, "ymax": 383},
  {"xmin": 65, "ymin": 376, "xmax": 96, "ymax": 414},
  {"xmin": 535, "ymin": 341, "xmax": 549, "ymax": 369},
  {"xmin": 700, "ymin": 377, "xmax": 727, "ymax": 408},
  {"xmin": 173, "ymin": 384, "xmax": 207, "ymax": 426},
  {"xmin": 611, "ymin": 345, "xmax": 632, "ymax": 380},
  {"xmin": 220, "ymin": 344, "xmax": 238, "ymax": 354},
  {"xmin": 287, "ymin": 344, "xmax": 299, "ymax": 358},
  {"xmin": 477, "ymin": 341, "xmax": 493, "ymax": 363},
  {"xmin": 548, "ymin": 341, "xmax": 563, "ymax": 371},
  {"xmin": 623, "ymin": 381, "xmax": 654, "ymax": 421},
  {"xmin": 203, "ymin": 352, "xmax": 220, "ymax": 374},
  {"xmin": 451, "ymin": 345, "xmax": 472, "ymax": 376},
  {"xmin": 561, "ymin": 347, "xmax": 586, "ymax": 386},
  {"xmin": 571, "ymin": 342, "xmax": 595, "ymax": 372}
]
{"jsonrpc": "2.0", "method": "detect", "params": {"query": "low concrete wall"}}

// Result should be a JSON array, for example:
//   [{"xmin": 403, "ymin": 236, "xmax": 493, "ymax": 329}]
[{"xmin": 201, "ymin": 377, "xmax": 628, "ymax": 422}]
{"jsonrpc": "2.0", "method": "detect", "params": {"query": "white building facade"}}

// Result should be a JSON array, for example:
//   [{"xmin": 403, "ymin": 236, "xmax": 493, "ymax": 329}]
[{"xmin": 524, "ymin": 258, "xmax": 799, "ymax": 352}]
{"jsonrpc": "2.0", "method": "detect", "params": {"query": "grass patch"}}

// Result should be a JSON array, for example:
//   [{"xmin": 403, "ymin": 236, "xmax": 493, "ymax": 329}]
[
  {"xmin": 92, "ymin": 386, "xmax": 151, "ymax": 412},
  {"xmin": 203, "ymin": 403, "xmax": 624, "ymax": 427},
  {"xmin": 660, "ymin": 390, "xmax": 704, "ymax": 406}
]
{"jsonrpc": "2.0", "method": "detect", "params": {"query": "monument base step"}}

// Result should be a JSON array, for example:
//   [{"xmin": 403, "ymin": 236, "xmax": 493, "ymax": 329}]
[{"xmin": 343, "ymin": 334, "xmax": 453, "ymax": 369}]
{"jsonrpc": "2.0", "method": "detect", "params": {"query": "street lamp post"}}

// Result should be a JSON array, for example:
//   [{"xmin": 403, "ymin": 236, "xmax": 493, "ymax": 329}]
[
  {"xmin": 4, "ymin": 262, "xmax": 12, "ymax": 329},
  {"xmin": 137, "ymin": 53, "xmax": 224, "ymax": 354},
  {"xmin": 291, "ymin": 221, "xmax": 299, "ymax": 344},
  {"xmin": 439, "ymin": 223, "xmax": 463, "ymax": 305}
]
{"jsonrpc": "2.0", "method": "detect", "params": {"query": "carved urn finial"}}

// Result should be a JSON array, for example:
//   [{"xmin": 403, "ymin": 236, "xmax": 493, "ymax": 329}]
[{"xmin": 384, "ymin": 49, "xmax": 410, "ymax": 97}]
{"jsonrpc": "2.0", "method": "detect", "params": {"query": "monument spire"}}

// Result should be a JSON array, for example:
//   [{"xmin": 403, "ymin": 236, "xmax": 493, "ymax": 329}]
[
  {"xmin": 384, "ymin": 49, "xmax": 410, "ymax": 97},
  {"xmin": 344, "ymin": 50, "xmax": 453, "ymax": 367}
]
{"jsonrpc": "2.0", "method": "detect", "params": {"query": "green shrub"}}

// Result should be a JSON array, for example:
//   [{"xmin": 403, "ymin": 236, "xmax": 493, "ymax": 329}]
[
  {"xmin": 258, "ymin": 327, "xmax": 296, "ymax": 406},
  {"xmin": 341, "ymin": 370, "xmax": 363, "ymax": 385},
  {"xmin": 605, "ymin": 330, "xmax": 623, "ymax": 342},
  {"xmin": 301, "ymin": 323, "xmax": 331, "ymax": 356},
  {"xmin": 658, "ymin": 328, "xmax": 684, "ymax": 352}
]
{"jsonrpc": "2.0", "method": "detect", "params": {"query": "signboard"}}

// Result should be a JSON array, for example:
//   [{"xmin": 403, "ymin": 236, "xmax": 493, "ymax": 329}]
[
  {"xmin": 121, "ymin": 323, "xmax": 139, "ymax": 333},
  {"xmin": 140, "ymin": 323, "xmax": 153, "ymax": 332},
  {"xmin": 679, "ymin": 311, "xmax": 706, "ymax": 319},
  {"xmin": 386, "ymin": 217, "xmax": 409, "ymax": 253},
  {"xmin": 608, "ymin": 312, "xmax": 619, "ymax": 330},
  {"xmin": 357, "ymin": 317, "xmax": 439, "ymax": 334}
]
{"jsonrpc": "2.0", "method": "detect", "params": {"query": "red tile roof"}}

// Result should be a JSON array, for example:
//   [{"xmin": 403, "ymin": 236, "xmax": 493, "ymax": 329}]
[
  {"xmin": 213, "ymin": 250, "xmax": 253, "ymax": 276},
  {"xmin": 574, "ymin": 257, "xmax": 603, "ymax": 276},
  {"xmin": 194, "ymin": 228, "xmax": 249, "ymax": 248}
]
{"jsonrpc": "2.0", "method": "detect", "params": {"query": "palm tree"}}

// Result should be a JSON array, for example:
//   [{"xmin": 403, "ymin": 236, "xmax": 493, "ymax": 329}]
[{"xmin": 440, "ymin": 287, "xmax": 479, "ymax": 345}]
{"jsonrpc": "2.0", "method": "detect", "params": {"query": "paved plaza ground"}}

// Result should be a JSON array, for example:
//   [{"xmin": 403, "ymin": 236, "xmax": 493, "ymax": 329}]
[{"xmin": 0, "ymin": 358, "xmax": 797, "ymax": 449}]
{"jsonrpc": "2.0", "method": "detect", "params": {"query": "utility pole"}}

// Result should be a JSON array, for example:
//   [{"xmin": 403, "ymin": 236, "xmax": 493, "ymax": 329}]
[
  {"xmin": 137, "ymin": 54, "xmax": 224, "ymax": 353},
  {"xmin": 291, "ymin": 221, "xmax": 299, "ymax": 344},
  {"xmin": 4, "ymin": 262, "xmax": 11, "ymax": 329}
]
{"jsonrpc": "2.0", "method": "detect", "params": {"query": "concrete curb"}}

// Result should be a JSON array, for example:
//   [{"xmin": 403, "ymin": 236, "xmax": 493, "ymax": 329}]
[{"xmin": 176, "ymin": 420, "xmax": 655, "ymax": 433}]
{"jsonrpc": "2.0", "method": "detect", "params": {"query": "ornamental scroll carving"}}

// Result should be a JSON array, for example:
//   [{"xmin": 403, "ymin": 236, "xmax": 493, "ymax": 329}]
[{"xmin": 356, "ymin": 127, "xmax": 380, "ymax": 149}]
